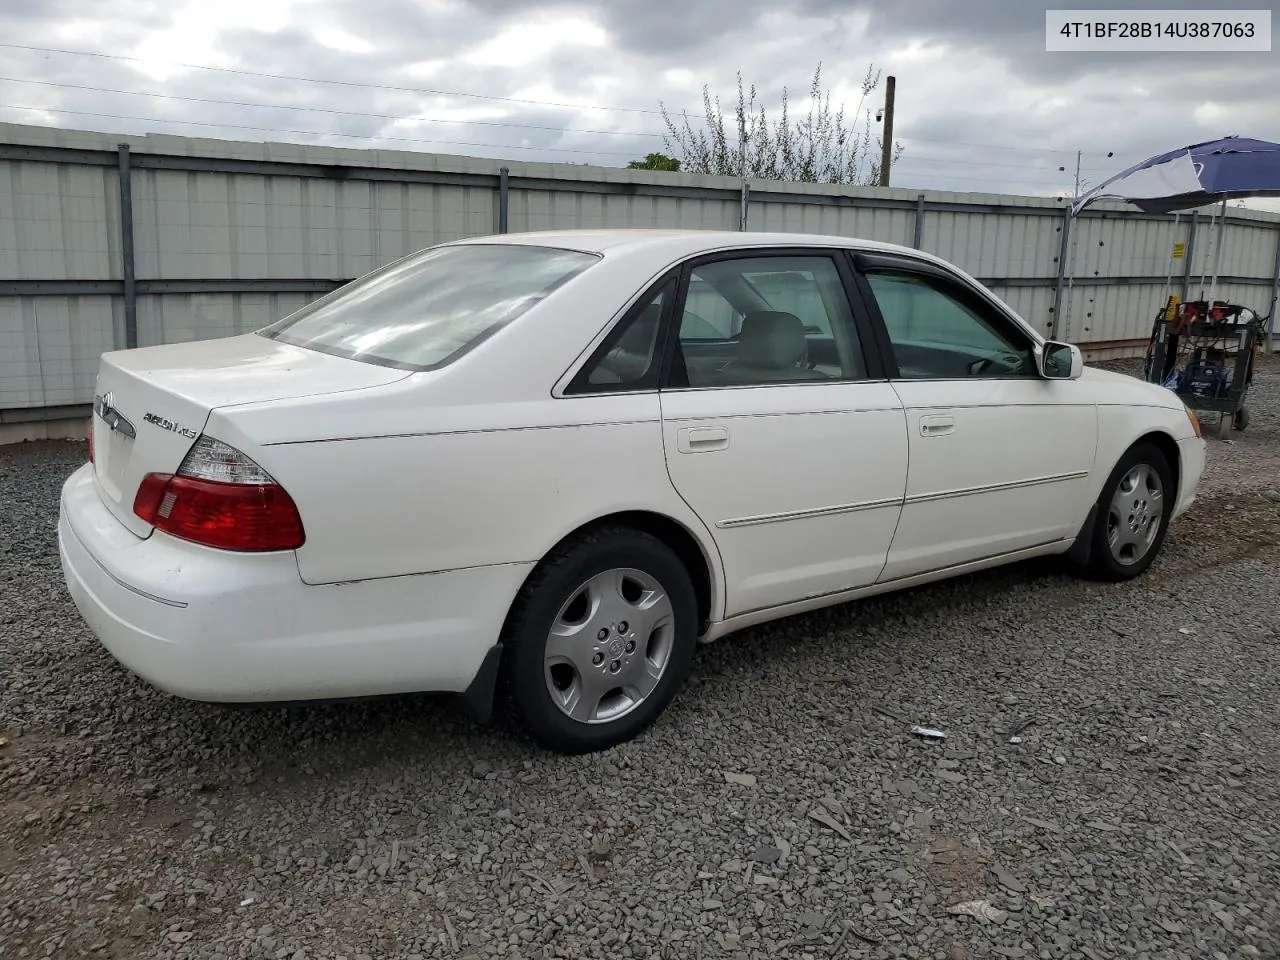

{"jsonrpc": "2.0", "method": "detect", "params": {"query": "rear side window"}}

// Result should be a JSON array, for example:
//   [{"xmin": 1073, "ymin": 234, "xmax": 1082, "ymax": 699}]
[{"xmin": 259, "ymin": 244, "xmax": 600, "ymax": 370}]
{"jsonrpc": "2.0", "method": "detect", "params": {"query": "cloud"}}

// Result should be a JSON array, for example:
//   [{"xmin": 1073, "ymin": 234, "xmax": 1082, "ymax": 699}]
[{"xmin": 0, "ymin": 0, "xmax": 1276, "ymax": 205}]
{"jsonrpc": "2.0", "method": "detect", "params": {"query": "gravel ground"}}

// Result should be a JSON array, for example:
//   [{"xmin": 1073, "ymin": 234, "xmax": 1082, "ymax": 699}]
[{"xmin": 4, "ymin": 359, "xmax": 1280, "ymax": 960}]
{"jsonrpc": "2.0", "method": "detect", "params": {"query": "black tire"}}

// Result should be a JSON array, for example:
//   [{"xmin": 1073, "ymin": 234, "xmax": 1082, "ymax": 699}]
[
  {"xmin": 499, "ymin": 526, "xmax": 699, "ymax": 754},
  {"xmin": 1235, "ymin": 406, "xmax": 1250, "ymax": 431},
  {"xmin": 1082, "ymin": 441, "xmax": 1175, "ymax": 582}
]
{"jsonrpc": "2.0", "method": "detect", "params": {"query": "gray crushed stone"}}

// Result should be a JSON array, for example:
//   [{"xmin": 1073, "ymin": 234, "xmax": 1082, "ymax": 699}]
[{"xmin": 3, "ymin": 358, "xmax": 1279, "ymax": 959}]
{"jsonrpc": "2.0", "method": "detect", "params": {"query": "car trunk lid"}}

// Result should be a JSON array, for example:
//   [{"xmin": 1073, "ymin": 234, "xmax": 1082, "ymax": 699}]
[{"xmin": 90, "ymin": 334, "xmax": 411, "ymax": 538}]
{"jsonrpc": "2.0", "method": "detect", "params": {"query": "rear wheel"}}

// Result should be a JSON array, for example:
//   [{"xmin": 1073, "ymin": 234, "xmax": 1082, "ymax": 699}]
[
  {"xmin": 1083, "ymin": 442, "xmax": 1174, "ymax": 581},
  {"xmin": 500, "ymin": 527, "xmax": 698, "ymax": 753}
]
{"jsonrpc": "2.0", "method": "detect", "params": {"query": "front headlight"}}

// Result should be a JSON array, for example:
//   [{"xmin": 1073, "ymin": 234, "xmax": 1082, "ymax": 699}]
[{"xmin": 1184, "ymin": 403, "xmax": 1201, "ymax": 438}]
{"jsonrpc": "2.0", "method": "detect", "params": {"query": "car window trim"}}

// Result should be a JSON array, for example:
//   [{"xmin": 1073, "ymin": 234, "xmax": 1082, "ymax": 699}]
[
  {"xmin": 656, "ymin": 258, "xmax": 695, "ymax": 388},
  {"xmin": 657, "ymin": 246, "xmax": 886, "ymax": 391},
  {"xmin": 846, "ymin": 251, "xmax": 1043, "ymax": 382},
  {"xmin": 562, "ymin": 269, "xmax": 682, "ymax": 396},
  {"xmin": 831, "ymin": 251, "xmax": 889, "ymax": 381}
]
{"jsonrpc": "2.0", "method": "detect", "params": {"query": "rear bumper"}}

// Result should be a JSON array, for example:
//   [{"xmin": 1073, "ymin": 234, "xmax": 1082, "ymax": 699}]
[
  {"xmin": 1173, "ymin": 435, "xmax": 1206, "ymax": 519},
  {"xmin": 58, "ymin": 463, "xmax": 533, "ymax": 703}
]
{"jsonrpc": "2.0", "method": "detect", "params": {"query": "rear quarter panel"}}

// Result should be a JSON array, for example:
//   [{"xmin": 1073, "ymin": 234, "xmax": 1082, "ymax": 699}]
[
  {"xmin": 203, "ymin": 242, "xmax": 733, "ymax": 612},
  {"xmin": 209, "ymin": 392, "xmax": 725, "ymax": 617}
]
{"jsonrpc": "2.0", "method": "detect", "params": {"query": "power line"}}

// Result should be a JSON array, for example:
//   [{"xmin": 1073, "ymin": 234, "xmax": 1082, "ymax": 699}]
[
  {"xmin": 0, "ymin": 41, "xmax": 675, "ymax": 119},
  {"xmin": 0, "ymin": 42, "xmax": 1139, "ymax": 182},
  {"xmin": 1, "ymin": 106, "xmax": 1097, "ymax": 182},
  {"xmin": 0, "ymin": 103, "xmax": 643, "ymax": 158},
  {"xmin": 2, "ymin": 103, "xmax": 1085, "ymax": 193},
  {"xmin": 902, "ymin": 171, "xmax": 1071, "ymax": 187},
  {"xmin": 0, "ymin": 80, "xmax": 1116, "ymax": 181},
  {"xmin": 895, "ymin": 155, "xmax": 1080, "ymax": 173},
  {"xmin": 0, "ymin": 76, "xmax": 1100, "ymax": 175},
  {"xmin": 0, "ymin": 75, "xmax": 671, "ymax": 141},
  {"xmin": 1, "ymin": 41, "xmax": 1134, "ymax": 166},
  {"xmin": 0, "ymin": 105, "xmax": 1095, "ymax": 189},
  {"xmin": 897, "ymin": 134, "xmax": 1094, "ymax": 157},
  {"xmin": 1, "ymin": 104, "xmax": 1081, "ymax": 190},
  {"xmin": 0, "ymin": 106, "xmax": 1090, "ymax": 197}
]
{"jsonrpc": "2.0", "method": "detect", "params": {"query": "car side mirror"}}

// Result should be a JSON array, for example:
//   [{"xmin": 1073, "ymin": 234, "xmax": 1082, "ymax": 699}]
[{"xmin": 1039, "ymin": 341, "xmax": 1083, "ymax": 380}]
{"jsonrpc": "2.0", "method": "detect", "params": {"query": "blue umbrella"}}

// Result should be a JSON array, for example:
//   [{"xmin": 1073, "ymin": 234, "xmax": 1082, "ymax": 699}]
[{"xmin": 1071, "ymin": 135, "xmax": 1280, "ymax": 216}]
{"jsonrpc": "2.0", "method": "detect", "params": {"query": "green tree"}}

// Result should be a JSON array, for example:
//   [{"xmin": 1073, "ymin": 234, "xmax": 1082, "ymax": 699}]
[
  {"xmin": 660, "ymin": 63, "xmax": 902, "ymax": 185},
  {"xmin": 627, "ymin": 152, "xmax": 682, "ymax": 172}
]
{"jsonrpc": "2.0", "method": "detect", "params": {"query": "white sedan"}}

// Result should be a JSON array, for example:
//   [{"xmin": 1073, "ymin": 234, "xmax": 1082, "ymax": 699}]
[{"xmin": 58, "ymin": 229, "xmax": 1205, "ymax": 753}]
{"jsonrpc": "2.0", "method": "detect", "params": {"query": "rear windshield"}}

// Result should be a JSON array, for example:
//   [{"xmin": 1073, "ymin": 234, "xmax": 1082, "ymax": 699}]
[{"xmin": 258, "ymin": 243, "xmax": 600, "ymax": 370}]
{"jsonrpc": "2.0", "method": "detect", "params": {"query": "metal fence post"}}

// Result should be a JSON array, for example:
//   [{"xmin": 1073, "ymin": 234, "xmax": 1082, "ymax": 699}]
[
  {"xmin": 912, "ymin": 194, "xmax": 926, "ymax": 248},
  {"xmin": 1268, "ymin": 225, "xmax": 1280, "ymax": 353},
  {"xmin": 1051, "ymin": 205, "xmax": 1071, "ymax": 337},
  {"xmin": 117, "ymin": 144, "xmax": 137, "ymax": 349},
  {"xmin": 739, "ymin": 181, "xmax": 750, "ymax": 231},
  {"xmin": 498, "ymin": 166, "xmax": 509, "ymax": 234},
  {"xmin": 1180, "ymin": 213, "xmax": 1198, "ymax": 303}
]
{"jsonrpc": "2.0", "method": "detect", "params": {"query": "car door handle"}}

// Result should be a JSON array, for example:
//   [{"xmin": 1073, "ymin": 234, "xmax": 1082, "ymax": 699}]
[
  {"xmin": 919, "ymin": 415, "xmax": 955, "ymax": 437},
  {"xmin": 677, "ymin": 426, "xmax": 730, "ymax": 453}
]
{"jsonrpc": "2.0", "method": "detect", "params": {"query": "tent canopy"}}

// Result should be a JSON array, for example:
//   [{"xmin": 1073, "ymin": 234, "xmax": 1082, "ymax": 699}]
[{"xmin": 1070, "ymin": 135, "xmax": 1280, "ymax": 216}]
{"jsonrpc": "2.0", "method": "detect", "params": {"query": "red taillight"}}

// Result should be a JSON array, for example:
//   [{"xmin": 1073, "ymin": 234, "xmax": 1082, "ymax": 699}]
[
  {"xmin": 134, "ymin": 474, "xmax": 305, "ymax": 551},
  {"xmin": 132, "ymin": 435, "xmax": 304, "ymax": 551}
]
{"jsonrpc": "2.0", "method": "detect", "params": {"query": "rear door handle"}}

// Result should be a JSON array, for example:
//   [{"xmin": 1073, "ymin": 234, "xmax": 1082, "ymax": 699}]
[
  {"xmin": 677, "ymin": 426, "xmax": 730, "ymax": 453},
  {"xmin": 919, "ymin": 415, "xmax": 955, "ymax": 437}
]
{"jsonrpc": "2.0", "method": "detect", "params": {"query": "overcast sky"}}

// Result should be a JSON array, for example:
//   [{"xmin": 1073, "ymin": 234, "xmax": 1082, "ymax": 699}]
[{"xmin": 1, "ymin": 0, "xmax": 1278, "ymax": 204}]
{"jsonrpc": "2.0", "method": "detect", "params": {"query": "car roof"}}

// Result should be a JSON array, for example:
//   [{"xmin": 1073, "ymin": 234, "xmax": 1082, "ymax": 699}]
[{"xmin": 449, "ymin": 228, "xmax": 945, "ymax": 264}]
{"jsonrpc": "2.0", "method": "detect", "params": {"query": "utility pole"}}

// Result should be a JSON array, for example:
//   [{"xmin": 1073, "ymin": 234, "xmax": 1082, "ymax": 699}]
[
  {"xmin": 1060, "ymin": 149, "xmax": 1112, "ymax": 199},
  {"xmin": 878, "ymin": 75, "xmax": 896, "ymax": 187}
]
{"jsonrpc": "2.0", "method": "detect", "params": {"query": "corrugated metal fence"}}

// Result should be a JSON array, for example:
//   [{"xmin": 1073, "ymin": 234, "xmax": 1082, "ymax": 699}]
[{"xmin": 4, "ymin": 121, "xmax": 1280, "ymax": 429}]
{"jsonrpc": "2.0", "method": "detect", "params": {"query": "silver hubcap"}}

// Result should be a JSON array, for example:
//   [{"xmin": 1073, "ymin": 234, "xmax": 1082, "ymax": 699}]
[
  {"xmin": 544, "ymin": 568, "xmax": 675, "ymax": 724},
  {"xmin": 1107, "ymin": 463, "xmax": 1164, "ymax": 565}
]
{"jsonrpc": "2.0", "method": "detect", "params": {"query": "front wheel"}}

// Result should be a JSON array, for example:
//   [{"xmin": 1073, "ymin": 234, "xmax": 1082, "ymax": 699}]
[
  {"xmin": 500, "ymin": 527, "xmax": 699, "ymax": 754},
  {"xmin": 1082, "ymin": 442, "xmax": 1175, "ymax": 582}
]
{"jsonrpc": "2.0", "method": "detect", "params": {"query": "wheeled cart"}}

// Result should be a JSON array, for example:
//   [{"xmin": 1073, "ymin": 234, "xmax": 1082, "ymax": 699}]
[{"xmin": 1144, "ymin": 298, "xmax": 1264, "ymax": 438}]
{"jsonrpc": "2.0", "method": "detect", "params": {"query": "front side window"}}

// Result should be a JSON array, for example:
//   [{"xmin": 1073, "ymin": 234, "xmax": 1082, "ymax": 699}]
[
  {"xmin": 259, "ymin": 244, "xmax": 599, "ymax": 370},
  {"xmin": 674, "ymin": 255, "xmax": 866, "ymax": 387},
  {"xmin": 863, "ymin": 270, "xmax": 1035, "ymax": 379}
]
